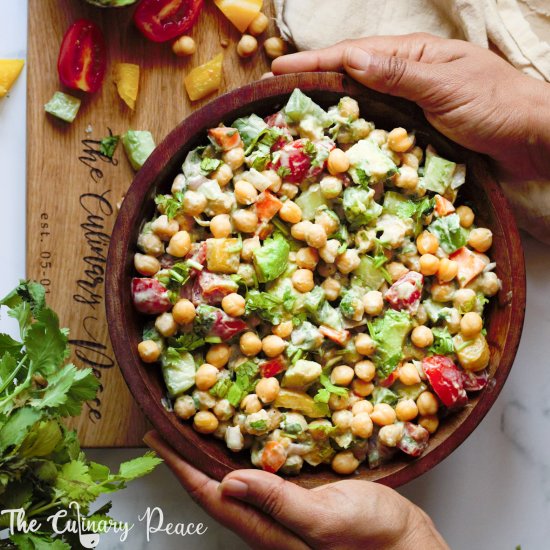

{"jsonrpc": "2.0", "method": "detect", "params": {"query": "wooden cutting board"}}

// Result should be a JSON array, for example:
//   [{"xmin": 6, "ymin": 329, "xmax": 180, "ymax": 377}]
[{"xmin": 26, "ymin": 0, "xmax": 276, "ymax": 446}]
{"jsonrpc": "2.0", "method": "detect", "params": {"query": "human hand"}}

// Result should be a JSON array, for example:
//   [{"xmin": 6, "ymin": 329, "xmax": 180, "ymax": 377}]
[
  {"xmin": 272, "ymin": 33, "xmax": 550, "ymax": 181},
  {"xmin": 144, "ymin": 430, "xmax": 449, "ymax": 550}
]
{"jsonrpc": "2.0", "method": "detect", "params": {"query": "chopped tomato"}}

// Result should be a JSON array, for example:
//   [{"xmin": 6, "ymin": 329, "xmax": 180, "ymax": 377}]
[
  {"xmin": 319, "ymin": 325, "xmax": 350, "ymax": 346},
  {"xmin": 57, "ymin": 19, "xmax": 106, "ymax": 93},
  {"xmin": 462, "ymin": 369, "xmax": 489, "ymax": 392},
  {"xmin": 449, "ymin": 247, "xmax": 487, "ymax": 288},
  {"xmin": 422, "ymin": 355, "xmax": 467, "ymax": 409},
  {"xmin": 208, "ymin": 126, "xmax": 243, "ymax": 151},
  {"xmin": 261, "ymin": 441, "xmax": 287, "ymax": 473},
  {"xmin": 385, "ymin": 271, "xmax": 423, "ymax": 314},
  {"xmin": 256, "ymin": 222, "xmax": 274, "ymax": 240},
  {"xmin": 379, "ymin": 370, "xmax": 399, "ymax": 388},
  {"xmin": 255, "ymin": 190, "xmax": 283, "ymax": 221},
  {"xmin": 396, "ymin": 422, "xmax": 430, "ymax": 457},
  {"xmin": 134, "ymin": 0, "xmax": 204, "ymax": 43},
  {"xmin": 434, "ymin": 194, "xmax": 455, "ymax": 217},
  {"xmin": 187, "ymin": 270, "xmax": 238, "ymax": 305},
  {"xmin": 271, "ymin": 139, "xmax": 312, "ymax": 183},
  {"xmin": 210, "ymin": 309, "xmax": 248, "ymax": 340},
  {"xmin": 260, "ymin": 357, "xmax": 286, "ymax": 378},
  {"xmin": 131, "ymin": 278, "xmax": 171, "ymax": 314}
]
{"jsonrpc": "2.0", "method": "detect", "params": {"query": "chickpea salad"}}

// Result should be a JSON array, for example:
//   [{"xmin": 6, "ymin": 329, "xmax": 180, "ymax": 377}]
[{"xmin": 131, "ymin": 89, "xmax": 500, "ymax": 476}]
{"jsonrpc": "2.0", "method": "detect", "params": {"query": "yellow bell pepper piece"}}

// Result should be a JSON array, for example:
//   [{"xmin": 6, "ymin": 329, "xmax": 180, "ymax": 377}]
[
  {"xmin": 214, "ymin": 0, "xmax": 263, "ymax": 33},
  {"xmin": 184, "ymin": 53, "xmax": 223, "ymax": 102},
  {"xmin": 0, "ymin": 59, "xmax": 25, "ymax": 98},
  {"xmin": 113, "ymin": 63, "xmax": 140, "ymax": 110}
]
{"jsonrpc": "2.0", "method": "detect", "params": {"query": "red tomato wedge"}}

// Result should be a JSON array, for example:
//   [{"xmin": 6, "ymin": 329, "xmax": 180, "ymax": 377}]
[
  {"xmin": 422, "ymin": 355, "xmax": 468, "ymax": 410},
  {"xmin": 134, "ymin": 0, "xmax": 204, "ymax": 42},
  {"xmin": 57, "ymin": 19, "xmax": 106, "ymax": 93}
]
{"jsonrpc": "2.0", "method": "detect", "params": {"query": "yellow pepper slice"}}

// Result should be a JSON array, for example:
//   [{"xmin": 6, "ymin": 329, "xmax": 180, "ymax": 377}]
[
  {"xmin": 184, "ymin": 53, "xmax": 223, "ymax": 102},
  {"xmin": 0, "ymin": 59, "xmax": 25, "ymax": 98},
  {"xmin": 113, "ymin": 63, "xmax": 140, "ymax": 110},
  {"xmin": 214, "ymin": 0, "xmax": 263, "ymax": 33}
]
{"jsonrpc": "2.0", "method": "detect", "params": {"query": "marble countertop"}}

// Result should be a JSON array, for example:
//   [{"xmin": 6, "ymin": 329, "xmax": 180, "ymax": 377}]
[{"xmin": 2, "ymin": 2, "xmax": 549, "ymax": 548}]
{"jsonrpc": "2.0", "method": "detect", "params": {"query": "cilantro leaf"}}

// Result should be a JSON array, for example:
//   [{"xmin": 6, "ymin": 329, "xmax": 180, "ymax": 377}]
[
  {"xmin": 245, "ymin": 290, "xmax": 284, "ymax": 324},
  {"xmin": 116, "ymin": 452, "xmax": 163, "ymax": 481},
  {"xmin": 200, "ymin": 157, "xmax": 222, "ymax": 174},
  {"xmin": 249, "ymin": 419, "xmax": 267, "ymax": 430},
  {"xmin": 155, "ymin": 191, "xmax": 184, "ymax": 220},
  {"xmin": 428, "ymin": 327, "xmax": 455, "ymax": 355},
  {"xmin": 100, "ymin": 135, "xmax": 120, "ymax": 158}
]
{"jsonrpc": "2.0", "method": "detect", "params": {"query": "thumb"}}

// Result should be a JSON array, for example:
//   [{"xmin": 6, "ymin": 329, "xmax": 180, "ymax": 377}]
[
  {"xmin": 220, "ymin": 469, "xmax": 329, "ymax": 535},
  {"xmin": 343, "ymin": 46, "xmax": 439, "ymax": 105}
]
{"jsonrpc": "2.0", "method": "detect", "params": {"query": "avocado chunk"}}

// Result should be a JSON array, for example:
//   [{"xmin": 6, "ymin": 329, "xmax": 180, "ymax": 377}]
[
  {"xmin": 122, "ymin": 130, "xmax": 156, "ymax": 170},
  {"xmin": 161, "ymin": 349, "xmax": 196, "ymax": 397},
  {"xmin": 422, "ymin": 152, "xmax": 456, "ymax": 194},
  {"xmin": 282, "ymin": 359, "xmax": 322, "ymax": 388},
  {"xmin": 345, "ymin": 138, "xmax": 397, "ymax": 185},
  {"xmin": 253, "ymin": 233, "xmax": 290, "ymax": 283},
  {"xmin": 295, "ymin": 184, "xmax": 328, "ymax": 220},
  {"xmin": 342, "ymin": 187, "xmax": 383, "ymax": 229}
]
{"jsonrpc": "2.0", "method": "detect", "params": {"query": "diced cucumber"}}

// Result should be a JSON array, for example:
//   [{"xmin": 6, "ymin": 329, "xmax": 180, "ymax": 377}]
[
  {"xmin": 44, "ymin": 91, "xmax": 81, "ymax": 123},
  {"xmin": 122, "ymin": 130, "xmax": 156, "ymax": 170},
  {"xmin": 295, "ymin": 184, "xmax": 328, "ymax": 220}
]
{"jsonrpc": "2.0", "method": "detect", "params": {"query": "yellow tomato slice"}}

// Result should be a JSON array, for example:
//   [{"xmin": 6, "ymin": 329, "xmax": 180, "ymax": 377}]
[
  {"xmin": 113, "ymin": 63, "xmax": 140, "ymax": 110},
  {"xmin": 214, "ymin": 0, "xmax": 263, "ymax": 33},
  {"xmin": 0, "ymin": 59, "xmax": 24, "ymax": 98},
  {"xmin": 184, "ymin": 53, "xmax": 223, "ymax": 102}
]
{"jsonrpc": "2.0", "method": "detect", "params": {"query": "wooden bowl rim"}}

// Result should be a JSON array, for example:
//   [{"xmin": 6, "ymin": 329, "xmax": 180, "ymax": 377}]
[{"xmin": 106, "ymin": 72, "xmax": 526, "ymax": 488}]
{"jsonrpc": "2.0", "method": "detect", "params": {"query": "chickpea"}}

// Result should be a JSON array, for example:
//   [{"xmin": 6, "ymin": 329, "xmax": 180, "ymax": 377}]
[
  {"xmin": 354, "ymin": 360, "xmax": 376, "ymax": 382},
  {"xmin": 388, "ymin": 127, "xmax": 415, "ymax": 153},
  {"xmin": 395, "ymin": 399, "xmax": 419, "ymax": 421},
  {"xmin": 172, "ymin": 35, "xmax": 196, "ymax": 56},
  {"xmin": 369, "ymin": 129, "xmax": 388, "ymax": 147},
  {"xmin": 255, "ymin": 377, "xmax": 280, "ymax": 403},
  {"xmin": 338, "ymin": 96, "xmax": 360, "ymax": 120},
  {"xmin": 240, "ymin": 332, "xmax": 262, "ymax": 356},
  {"xmin": 352, "ymin": 400, "xmax": 374, "ymax": 415},
  {"xmin": 416, "ymin": 231, "xmax": 439, "ymax": 255},
  {"xmin": 438, "ymin": 258, "xmax": 458, "ymax": 283},
  {"xmin": 280, "ymin": 182, "xmax": 299, "ymax": 199},
  {"xmin": 363, "ymin": 291, "xmax": 384, "ymax": 316},
  {"xmin": 417, "ymin": 391, "xmax": 439, "ymax": 416},
  {"xmin": 166, "ymin": 230, "xmax": 192, "ymax": 258},
  {"xmin": 138, "ymin": 340, "xmax": 161, "ymax": 363},
  {"xmin": 152, "ymin": 215, "xmax": 179, "ymax": 241},
  {"xmin": 234, "ymin": 180, "xmax": 258, "ymax": 205},
  {"xmin": 171, "ymin": 174, "xmax": 186, "ymax": 194},
  {"xmin": 327, "ymin": 148, "xmax": 350, "ymax": 175},
  {"xmin": 378, "ymin": 423, "xmax": 405, "ymax": 447},
  {"xmin": 175, "ymin": 213, "xmax": 195, "ymax": 232},
  {"xmin": 134, "ymin": 253, "xmax": 160, "ymax": 276},
  {"xmin": 210, "ymin": 214, "xmax": 232, "ymax": 238},
  {"xmin": 331, "ymin": 451, "xmax": 359, "ymax": 475},
  {"xmin": 431, "ymin": 282, "xmax": 455, "ymax": 303},
  {"xmin": 317, "ymin": 261, "xmax": 336, "ymax": 278},
  {"xmin": 401, "ymin": 152, "xmax": 419, "ymax": 170},
  {"xmin": 419, "ymin": 253, "xmax": 440, "ymax": 276},
  {"xmin": 411, "ymin": 325, "xmax": 433, "ymax": 348},
  {"xmin": 262, "ymin": 334, "xmax": 286, "ymax": 358},
  {"xmin": 194, "ymin": 390, "xmax": 216, "ymax": 410},
  {"xmin": 415, "ymin": 303, "xmax": 428, "ymax": 325},
  {"xmin": 195, "ymin": 363, "xmax": 219, "ymax": 390},
  {"xmin": 215, "ymin": 164, "xmax": 233, "ymax": 187},
  {"xmin": 221, "ymin": 146, "xmax": 244, "ymax": 170},
  {"xmin": 387, "ymin": 261, "xmax": 409, "ymax": 282},
  {"xmin": 321, "ymin": 277, "xmax": 341, "ymax": 301},
  {"xmin": 237, "ymin": 34, "xmax": 258, "ymax": 58},
  {"xmin": 241, "ymin": 393, "xmax": 262, "ymax": 414},
  {"xmin": 350, "ymin": 412, "xmax": 374, "ymax": 439},
  {"xmin": 232, "ymin": 209, "xmax": 258, "ymax": 233},
  {"xmin": 291, "ymin": 220, "xmax": 313, "ymax": 241},
  {"xmin": 411, "ymin": 146, "xmax": 423, "ymax": 162},
  {"xmin": 221, "ymin": 293, "xmax": 246, "ymax": 317},
  {"xmin": 305, "ymin": 223, "xmax": 328, "ymax": 249},
  {"xmin": 453, "ymin": 288, "xmax": 476, "ymax": 312},
  {"xmin": 247, "ymin": 11, "xmax": 269, "ymax": 35},
  {"xmin": 264, "ymin": 36, "xmax": 286, "ymax": 59},
  {"xmin": 351, "ymin": 378, "xmax": 374, "ymax": 397},
  {"xmin": 273, "ymin": 320, "xmax": 293, "ymax": 339},
  {"xmin": 355, "ymin": 333, "xmax": 376, "ymax": 356},
  {"xmin": 330, "ymin": 365, "xmax": 355, "ymax": 386},
  {"xmin": 206, "ymin": 343, "xmax": 231, "ymax": 369},
  {"xmin": 336, "ymin": 249, "xmax": 360, "ymax": 274},
  {"xmin": 193, "ymin": 411, "xmax": 219, "ymax": 434},
  {"xmin": 479, "ymin": 272, "xmax": 500, "ymax": 296},
  {"xmin": 454, "ymin": 332, "xmax": 490, "ymax": 371},
  {"xmin": 138, "ymin": 232, "xmax": 164, "ymax": 256},
  {"xmin": 292, "ymin": 268, "xmax": 314, "ymax": 293},
  {"xmin": 172, "ymin": 298, "xmax": 196, "ymax": 325},
  {"xmin": 395, "ymin": 165, "xmax": 419, "ymax": 190},
  {"xmin": 320, "ymin": 175, "xmax": 343, "ymax": 199},
  {"xmin": 296, "ymin": 247, "xmax": 319, "ymax": 270},
  {"xmin": 279, "ymin": 200, "xmax": 302, "ymax": 224},
  {"xmin": 155, "ymin": 312, "xmax": 177, "ymax": 337},
  {"xmin": 319, "ymin": 239, "xmax": 340, "ymax": 264},
  {"xmin": 331, "ymin": 409, "xmax": 353, "ymax": 430},
  {"xmin": 456, "ymin": 205, "xmax": 475, "ymax": 228},
  {"xmin": 468, "ymin": 227, "xmax": 493, "ymax": 252},
  {"xmin": 262, "ymin": 169, "xmax": 282, "ymax": 192},
  {"xmin": 241, "ymin": 236, "xmax": 261, "ymax": 261},
  {"xmin": 460, "ymin": 311, "xmax": 483, "ymax": 338},
  {"xmin": 399, "ymin": 362, "xmax": 421, "ymax": 385},
  {"xmin": 174, "ymin": 395, "xmax": 196, "ymax": 420},
  {"xmin": 182, "ymin": 190, "xmax": 207, "ymax": 216},
  {"xmin": 419, "ymin": 414, "xmax": 439, "ymax": 434},
  {"xmin": 328, "ymin": 393, "xmax": 350, "ymax": 411},
  {"xmin": 315, "ymin": 211, "xmax": 339, "ymax": 236},
  {"xmin": 370, "ymin": 403, "xmax": 397, "ymax": 426},
  {"xmin": 214, "ymin": 399, "xmax": 235, "ymax": 421}
]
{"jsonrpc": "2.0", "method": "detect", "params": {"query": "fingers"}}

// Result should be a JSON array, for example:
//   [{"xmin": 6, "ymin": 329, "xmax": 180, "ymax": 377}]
[{"xmin": 144, "ymin": 431, "xmax": 308, "ymax": 550}]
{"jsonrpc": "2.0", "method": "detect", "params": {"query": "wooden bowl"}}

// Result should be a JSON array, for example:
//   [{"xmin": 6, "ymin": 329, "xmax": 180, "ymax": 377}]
[{"xmin": 106, "ymin": 72, "xmax": 526, "ymax": 488}]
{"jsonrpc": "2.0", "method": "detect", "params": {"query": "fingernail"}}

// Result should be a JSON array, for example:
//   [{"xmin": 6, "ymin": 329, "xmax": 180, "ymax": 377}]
[
  {"xmin": 219, "ymin": 479, "xmax": 249, "ymax": 499},
  {"xmin": 345, "ymin": 46, "xmax": 371, "ymax": 70}
]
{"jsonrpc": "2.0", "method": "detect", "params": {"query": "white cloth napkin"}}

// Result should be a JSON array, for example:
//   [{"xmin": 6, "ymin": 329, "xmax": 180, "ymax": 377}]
[{"xmin": 274, "ymin": 0, "xmax": 550, "ymax": 244}]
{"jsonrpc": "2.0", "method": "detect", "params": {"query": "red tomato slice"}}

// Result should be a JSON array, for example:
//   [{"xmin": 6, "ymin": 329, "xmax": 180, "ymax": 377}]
[
  {"xmin": 131, "ymin": 278, "xmax": 171, "ymax": 314},
  {"xmin": 134, "ymin": 0, "xmax": 204, "ymax": 42},
  {"xmin": 261, "ymin": 441, "xmax": 287, "ymax": 473},
  {"xmin": 385, "ymin": 271, "xmax": 423, "ymax": 314},
  {"xmin": 422, "ymin": 355, "xmax": 468, "ymax": 409},
  {"xmin": 57, "ymin": 19, "xmax": 106, "ymax": 93},
  {"xmin": 260, "ymin": 357, "xmax": 286, "ymax": 378}
]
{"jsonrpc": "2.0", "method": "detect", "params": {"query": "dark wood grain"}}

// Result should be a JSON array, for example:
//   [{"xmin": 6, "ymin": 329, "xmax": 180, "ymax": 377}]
[{"xmin": 106, "ymin": 72, "xmax": 526, "ymax": 488}]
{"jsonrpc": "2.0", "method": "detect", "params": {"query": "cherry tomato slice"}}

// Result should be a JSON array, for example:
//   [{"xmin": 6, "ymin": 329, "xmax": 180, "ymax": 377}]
[
  {"xmin": 134, "ymin": 0, "xmax": 204, "ymax": 42},
  {"xmin": 57, "ymin": 19, "xmax": 106, "ymax": 93},
  {"xmin": 131, "ymin": 278, "xmax": 171, "ymax": 315},
  {"xmin": 385, "ymin": 271, "xmax": 423, "ymax": 314},
  {"xmin": 260, "ymin": 357, "xmax": 286, "ymax": 378},
  {"xmin": 422, "ymin": 355, "xmax": 468, "ymax": 410}
]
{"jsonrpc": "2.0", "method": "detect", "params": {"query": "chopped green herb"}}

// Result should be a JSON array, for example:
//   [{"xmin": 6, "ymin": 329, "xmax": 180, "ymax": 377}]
[{"xmin": 99, "ymin": 134, "xmax": 120, "ymax": 159}]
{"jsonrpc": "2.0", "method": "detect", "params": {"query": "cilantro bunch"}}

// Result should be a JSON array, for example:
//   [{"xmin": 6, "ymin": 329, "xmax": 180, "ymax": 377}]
[{"xmin": 0, "ymin": 282, "xmax": 161, "ymax": 549}]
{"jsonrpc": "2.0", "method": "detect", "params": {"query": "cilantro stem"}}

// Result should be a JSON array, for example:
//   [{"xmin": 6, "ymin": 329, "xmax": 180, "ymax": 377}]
[
  {"xmin": 28, "ymin": 499, "xmax": 64, "ymax": 517},
  {"xmin": 0, "ymin": 353, "xmax": 28, "ymax": 394}
]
